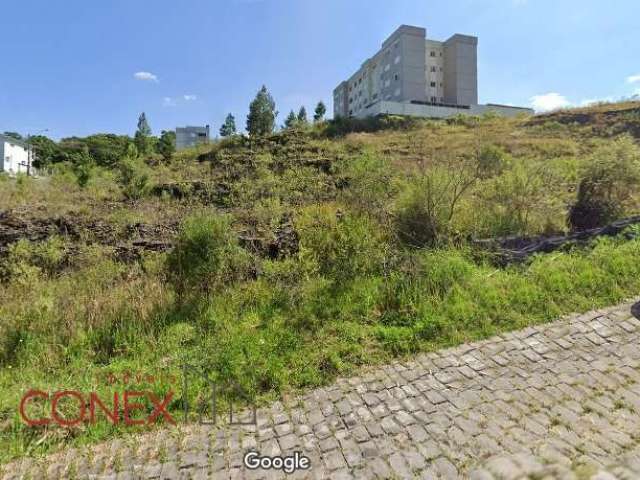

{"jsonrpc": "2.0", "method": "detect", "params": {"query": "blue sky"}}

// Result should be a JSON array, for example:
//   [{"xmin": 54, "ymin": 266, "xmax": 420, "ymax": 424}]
[{"xmin": 1, "ymin": 0, "xmax": 638, "ymax": 139}]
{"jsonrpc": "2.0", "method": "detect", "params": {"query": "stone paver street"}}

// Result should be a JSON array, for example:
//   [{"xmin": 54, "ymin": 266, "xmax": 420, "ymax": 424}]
[{"xmin": 3, "ymin": 300, "xmax": 640, "ymax": 479}]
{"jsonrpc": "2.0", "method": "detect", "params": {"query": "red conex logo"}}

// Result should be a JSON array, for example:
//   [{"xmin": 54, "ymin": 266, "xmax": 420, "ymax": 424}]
[{"xmin": 19, "ymin": 390, "xmax": 175, "ymax": 427}]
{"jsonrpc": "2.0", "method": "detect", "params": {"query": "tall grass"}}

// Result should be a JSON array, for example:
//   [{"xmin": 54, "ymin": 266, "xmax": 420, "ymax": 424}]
[{"xmin": 1, "ymin": 222, "xmax": 640, "ymax": 462}]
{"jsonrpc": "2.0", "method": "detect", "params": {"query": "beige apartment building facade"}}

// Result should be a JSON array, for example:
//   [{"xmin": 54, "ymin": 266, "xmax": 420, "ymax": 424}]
[{"xmin": 334, "ymin": 25, "xmax": 532, "ymax": 119}]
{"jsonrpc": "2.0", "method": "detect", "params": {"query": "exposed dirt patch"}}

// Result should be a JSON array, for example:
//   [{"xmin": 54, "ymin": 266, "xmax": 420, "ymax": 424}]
[{"xmin": 0, "ymin": 209, "xmax": 177, "ymax": 261}]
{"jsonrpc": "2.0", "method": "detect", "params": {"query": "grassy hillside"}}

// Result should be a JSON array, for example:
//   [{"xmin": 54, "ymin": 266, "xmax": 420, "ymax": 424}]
[{"xmin": 1, "ymin": 102, "xmax": 640, "ymax": 462}]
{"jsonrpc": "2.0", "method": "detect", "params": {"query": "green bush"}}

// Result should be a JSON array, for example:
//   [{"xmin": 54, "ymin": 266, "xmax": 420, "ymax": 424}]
[
  {"xmin": 569, "ymin": 136, "xmax": 640, "ymax": 231},
  {"xmin": 447, "ymin": 114, "xmax": 481, "ymax": 127},
  {"xmin": 477, "ymin": 144, "xmax": 511, "ymax": 179},
  {"xmin": 166, "ymin": 212, "xmax": 253, "ymax": 300},
  {"xmin": 295, "ymin": 204, "xmax": 387, "ymax": 283},
  {"xmin": 118, "ymin": 158, "xmax": 149, "ymax": 200},
  {"xmin": 1, "ymin": 236, "xmax": 66, "ymax": 283},
  {"xmin": 322, "ymin": 115, "xmax": 420, "ymax": 137},
  {"xmin": 475, "ymin": 161, "xmax": 559, "ymax": 236},
  {"xmin": 394, "ymin": 168, "xmax": 463, "ymax": 246}
]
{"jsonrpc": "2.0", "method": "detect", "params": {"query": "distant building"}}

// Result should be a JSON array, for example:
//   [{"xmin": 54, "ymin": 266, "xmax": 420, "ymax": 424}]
[
  {"xmin": 333, "ymin": 25, "xmax": 532, "ymax": 119},
  {"xmin": 0, "ymin": 135, "xmax": 32, "ymax": 175},
  {"xmin": 176, "ymin": 125, "xmax": 210, "ymax": 150}
]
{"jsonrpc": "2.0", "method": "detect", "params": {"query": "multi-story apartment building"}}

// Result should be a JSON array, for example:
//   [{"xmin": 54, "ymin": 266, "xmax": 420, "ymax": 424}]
[
  {"xmin": 334, "ymin": 25, "xmax": 532, "ymax": 119},
  {"xmin": 176, "ymin": 125, "xmax": 210, "ymax": 151}
]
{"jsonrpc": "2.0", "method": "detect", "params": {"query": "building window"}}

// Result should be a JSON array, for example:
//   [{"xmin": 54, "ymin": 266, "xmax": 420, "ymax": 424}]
[
  {"xmin": 431, "ymin": 66, "xmax": 437, "ymax": 72},
  {"xmin": 431, "ymin": 96, "xmax": 437, "ymax": 103},
  {"xmin": 394, "ymin": 88, "xmax": 401, "ymax": 97},
  {"xmin": 384, "ymin": 64, "xmax": 390, "ymax": 72},
  {"xmin": 430, "ymin": 51, "xmax": 436, "ymax": 57},
  {"xmin": 394, "ymin": 55, "xmax": 400, "ymax": 64},
  {"xmin": 430, "ymin": 82, "xmax": 436, "ymax": 87},
  {"xmin": 394, "ymin": 74, "xmax": 398, "ymax": 81}
]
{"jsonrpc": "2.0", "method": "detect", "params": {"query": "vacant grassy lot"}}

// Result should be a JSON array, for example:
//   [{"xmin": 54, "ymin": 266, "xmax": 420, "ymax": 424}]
[{"xmin": 1, "ymin": 102, "xmax": 640, "ymax": 462}]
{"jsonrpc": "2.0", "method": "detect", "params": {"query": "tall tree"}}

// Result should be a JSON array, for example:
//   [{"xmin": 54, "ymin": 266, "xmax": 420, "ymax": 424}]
[
  {"xmin": 134, "ymin": 112, "xmax": 153, "ymax": 155},
  {"xmin": 157, "ymin": 130, "xmax": 176, "ymax": 161},
  {"xmin": 283, "ymin": 110, "xmax": 297, "ymax": 129},
  {"xmin": 29, "ymin": 135, "xmax": 62, "ymax": 168},
  {"xmin": 297, "ymin": 106, "xmax": 308, "ymax": 125},
  {"xmin": 219, "ymin": 113, "xmax": 237, "ymax": 137},
  {"xmin": 246, "ymin": 86, "xmax": 277, "ymax": 136},
  {"xmin": 314, "ymin": 101, "xmax": 327, "ymax": 122}
]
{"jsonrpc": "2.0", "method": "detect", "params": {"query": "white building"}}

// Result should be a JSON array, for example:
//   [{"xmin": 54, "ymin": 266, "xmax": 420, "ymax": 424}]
[{"xmin": 0, "ymin": 135, "xmax": 32, "ymax": 175}]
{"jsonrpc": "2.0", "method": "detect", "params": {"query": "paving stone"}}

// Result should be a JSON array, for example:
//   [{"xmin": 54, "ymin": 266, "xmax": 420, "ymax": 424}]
[{"xmin": 5, "ymin": 300, "xmax": 640, "ymax": 479}]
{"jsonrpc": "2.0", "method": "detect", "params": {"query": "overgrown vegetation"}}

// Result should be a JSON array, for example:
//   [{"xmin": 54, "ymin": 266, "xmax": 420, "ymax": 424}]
[{"xmin": 1, "ymin": 101, "xmax": 640, "ymax": 463}]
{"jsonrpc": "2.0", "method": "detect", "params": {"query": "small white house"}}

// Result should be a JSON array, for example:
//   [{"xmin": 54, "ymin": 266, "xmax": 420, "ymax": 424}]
[{"xmin": 0, "ymin": 135, "xmax": 31, "ymax": 175}]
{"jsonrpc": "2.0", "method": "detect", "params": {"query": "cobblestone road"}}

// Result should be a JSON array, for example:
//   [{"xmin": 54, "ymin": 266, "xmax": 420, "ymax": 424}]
[{"xmin": 4, "ymin": 300, "xmax": 640, "ymax": 479}]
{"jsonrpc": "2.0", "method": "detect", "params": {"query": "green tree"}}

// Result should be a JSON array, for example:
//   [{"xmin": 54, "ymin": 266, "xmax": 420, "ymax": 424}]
[
  {"xmin": 246, "ymin": 85, "xmax": 277, "ymax": 136},
  {"xmin": 70, "ymin": 147, "xmax": 95, "ymax": 188},
  {"xmin": 219, "ymin": 113, "xmax": 237, "ymax": 137},
  {"xmin": 29, "ymin": 135, "xmax": 61, "ymax": 168},
  {"xmin": 283, "ymin": 110, "xmax": 297, "ymax": 129},
  {"xmin": 85, "ymin": 134, "xmax": 132, "ymax": 167},
  {"xmin": 118, "ymin": 144, "xmax": 149, "ymax": 199},
  {"xmin": 297, "ymin": 106, "xmax": 308, "ymax": 125},
  {"xmin": 2, "ymin": 131, "xmax": 22, "ymax": 140},
  {"xmin": 134, "ymin": 112, "xmax": 153, "ymax": 155},
  {"xmin": 55, "ymin": 134, "xmax": 132, "ymax": 167},
  {"xmin": 157, "ymin": 130, "xmax": 176, "ymax": 161},
  {"xmin": 313, "ymin": 101, "xmax": 326, "ymax": 122}
]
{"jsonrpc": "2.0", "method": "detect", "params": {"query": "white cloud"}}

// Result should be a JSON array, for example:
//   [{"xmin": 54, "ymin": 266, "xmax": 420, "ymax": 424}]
[
  {"xmin": 134, "ymin": 71, "xmax": 159, "ymax": 82},
  {"xmin": 183, "ymin": 94, "xmax": 197, "ymax": 101},
  {"xmin": 627, "ymin": 74, "xmax": 640, "ymax": 84},
  {"xmin": 530, "ymin": 93, "xmax": 571, "ymax": 112},
  {"xmin": 162, "ymin": 97, "xmax": 177, "ymax": 107}
]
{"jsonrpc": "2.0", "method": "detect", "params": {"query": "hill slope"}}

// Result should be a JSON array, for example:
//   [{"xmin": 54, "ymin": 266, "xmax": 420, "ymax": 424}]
[{"xmin": 1, "ymin": 102, "xmax": 640, "ymax": 462}]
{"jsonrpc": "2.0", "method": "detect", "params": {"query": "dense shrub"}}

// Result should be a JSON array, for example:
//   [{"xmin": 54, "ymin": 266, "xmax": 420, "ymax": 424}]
[
  {"xmin": 295, "ymin": 204, "xmax": 387, "ymax": 283},
  {"xmin": 569, "ymin": 136, "xmax": 640, "ymax": 231},
  {"xmin": 322, "ymin": 115, "xmax": 420, "ymax": 137},
  {"xmin": 336, "ymin": 153, "xmax": 398, "ymax": 219},
  {"xmin": 118, "ymin": 146, "xmax": 150, "ymax": 199},
  {"xmin": 394, "ymin": 167, "xmax": 473, "ymax": 246},
  {"xmin": 1, "ymin": 236, "xmax": 66, "ymax": 283},
  {"xmin": 477, "ymin": 144, "xmax": 511, "ymax": 179},
  {"xmin": 166, "ymin": 212, "xmax": 253, "ymax": 300},
  {"xmin": 475, "ymin": 161, "xmax": 559, "ymax": 236}
]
